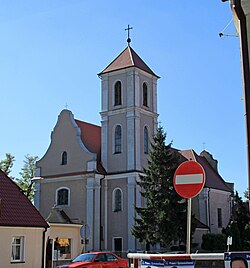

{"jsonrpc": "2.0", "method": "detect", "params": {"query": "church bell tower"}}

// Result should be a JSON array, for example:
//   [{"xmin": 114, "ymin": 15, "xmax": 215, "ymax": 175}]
[{"xmin": 98, "ymin": 30, "xmax": 159, "ymax": 174}]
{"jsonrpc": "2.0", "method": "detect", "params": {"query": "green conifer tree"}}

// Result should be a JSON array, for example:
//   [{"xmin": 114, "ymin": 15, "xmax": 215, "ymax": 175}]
[
  {"xmin": 132, "ymin": 126, "xmax": 186, "ymax": 249},
  {"xmin": 234, "ymin": 191, "xmax": 250, "ymax": 237},
  {"xmin": 0, "ymin": 153, "xmax": 15, "ymax": 176}
]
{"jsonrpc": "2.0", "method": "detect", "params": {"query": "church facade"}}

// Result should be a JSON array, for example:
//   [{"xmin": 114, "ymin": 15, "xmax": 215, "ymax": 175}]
[
  {"xmin": 34, "ymin": 44, "xmax": 159, "ymax": 261},
  {"xmin": 34, "ymin": 42, "xmax": 233, "ymax": 265}
]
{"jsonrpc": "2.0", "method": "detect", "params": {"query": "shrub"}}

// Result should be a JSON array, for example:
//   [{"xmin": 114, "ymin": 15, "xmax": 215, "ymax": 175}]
[{"xmin": 201, "ymin": 233, "xmax": 227, "ymax": 252}]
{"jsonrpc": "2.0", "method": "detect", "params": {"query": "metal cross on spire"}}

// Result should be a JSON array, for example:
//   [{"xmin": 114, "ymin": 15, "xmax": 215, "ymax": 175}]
[{"xmin": 125, "ymin": 24, "xmax": 133, "ymax": 46}]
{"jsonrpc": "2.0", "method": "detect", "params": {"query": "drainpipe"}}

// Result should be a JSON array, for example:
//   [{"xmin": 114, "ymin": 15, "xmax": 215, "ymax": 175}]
[
  {"xmin": 42, "ymin": 227, "xmax": 48, "ymax": 268},
  {"xmin": 208, "ymin": 188, "xmax": 211, "ymax": 232},
  {"xmin": 232, "ymin": 0, "xmax": 250, "ymax": 201},
  {"xmin": 99, "ymin": 174, "xmax": 105, "ymax": 250}
]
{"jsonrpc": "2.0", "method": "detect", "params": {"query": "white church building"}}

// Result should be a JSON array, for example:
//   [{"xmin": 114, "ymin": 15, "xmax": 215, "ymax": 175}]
[{"xmin": 33, "ymin": 39, "xmax": 233, "ymax": 266}]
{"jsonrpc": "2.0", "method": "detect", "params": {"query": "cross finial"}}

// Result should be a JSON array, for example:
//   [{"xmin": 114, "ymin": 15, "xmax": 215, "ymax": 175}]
[
  {"xmin": 203, "ymin": 142, "xmax": 206, "ymax": 150},
  {"xmin": 65, "ymin": 103, "xmax": 68, "ymax": 109},
  {"xmin": 125, "ymin": 24, "xmax": 133, "ymax": 46}
]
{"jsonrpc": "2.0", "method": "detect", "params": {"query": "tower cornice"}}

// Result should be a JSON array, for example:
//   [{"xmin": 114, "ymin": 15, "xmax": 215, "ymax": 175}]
[{"xmin": 100, "ymin": 106, "xmax": 159, "ymax": 118}]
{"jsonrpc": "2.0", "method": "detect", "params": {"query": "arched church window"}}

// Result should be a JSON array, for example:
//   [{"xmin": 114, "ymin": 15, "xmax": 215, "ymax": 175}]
[
  {"xmin": 61, "ymin": 151, "xmax": 67, "ymax": 165},
  {"xmin": 114, "ymin": 81, "xmax": 122, "ymax": 106},
  {"xmin": 112, "ymin": 188, "xmax": 123, "ymax": 212},
  {"xmin": 114, "ymin": 125, "xmax": 122, "ymax": 154},
  {"xmin": 143, "ymin": 82, "xmax": 148, "ymax": 107},
  {"xmin": 56, "ymin": 187, "xmax": 70, "ymax": 206},
  {"xmin": 144, "ymin": 126, "xmax": 149, "ymax": 154}
]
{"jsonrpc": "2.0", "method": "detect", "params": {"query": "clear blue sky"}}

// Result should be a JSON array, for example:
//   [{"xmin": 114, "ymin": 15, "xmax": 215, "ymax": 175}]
[{"xmin": 0, "ymin": 1, "xmax": 246, "ymax": 197}]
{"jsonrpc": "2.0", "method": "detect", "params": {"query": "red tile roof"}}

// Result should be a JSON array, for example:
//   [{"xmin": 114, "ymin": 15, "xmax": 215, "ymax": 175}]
[
  {"xmin": 75, "ymin": 120, "xmax": 101, "ymax": 156},
  {"xmin": 98, "ymin": 46, "xmax": 159, "ymax": 78},
  {"xmin": 178, "ymin": 149, "xmax": 233, "ymax": 193},
  {"xmin": 0, "ymin": 170, "xmax": 49, "ymax": 228},
  {"xmin": 75, "ymin": 120, "xmax": 106, "ymax": 174}
]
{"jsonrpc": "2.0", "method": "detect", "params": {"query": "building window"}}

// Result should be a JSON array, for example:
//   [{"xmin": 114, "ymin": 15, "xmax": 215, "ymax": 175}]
[
  {"xmin": 112, "ymin": 188, "xmax": 123, "ymax": 212},
  {"xmin": 113, "ymin": 237, "xmax": 123, "ymax": 252},
  {"xmin": 61, "ymin": 151, "xmax": 67, "ymax": 165},
  {"xmin": 144, "ymin": 126, "xmax": 149, "ymax": 154},
  {"xmin": 143, "ymin": 82, "xmax": 148, "ymax": 107},
  {"xmin": 54, "ymin": 238, "xmax": 71, "ymax": 260},
  {"xmin": 56, "ymin": 188, "xmax": 69, "ymax": 206},
  {"xmin": 114, "ymin": 81, "xmax": 122, "ymax": 106},
  {"xmin": 114, "ymin": 125, "xmax": 122, "ymax": 154},
  {"xmin": 217, "ymin": 208, "xmax": 222, "ymax": 228},
  {"xmin": 11, "ymin": 236, "xmax": 24, "ymax": 262}
]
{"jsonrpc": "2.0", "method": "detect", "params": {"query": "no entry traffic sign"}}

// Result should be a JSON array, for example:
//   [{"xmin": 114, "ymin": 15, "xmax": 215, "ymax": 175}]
[{"xmin": 174, "ymin": 161, "xmax": 205, "ymax": 199}]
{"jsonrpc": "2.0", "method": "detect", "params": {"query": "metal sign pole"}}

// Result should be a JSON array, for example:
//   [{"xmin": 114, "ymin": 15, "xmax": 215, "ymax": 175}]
[
  {"xmin": 186, "ymin": 198, "xmax": 192, "ymax": 254},
  {"xmin": 174, "ymin": 161, "xmax": 206, "ymax": 254}
]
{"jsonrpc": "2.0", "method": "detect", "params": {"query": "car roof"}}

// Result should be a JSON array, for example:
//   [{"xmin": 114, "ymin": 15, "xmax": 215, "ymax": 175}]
[{"xmin": 85, "ymin": 252, "xmax": 115, "ymax": 254}]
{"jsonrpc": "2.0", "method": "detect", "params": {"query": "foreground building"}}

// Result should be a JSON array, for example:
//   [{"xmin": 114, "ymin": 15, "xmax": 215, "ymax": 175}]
[
  {"xmin": 0, "ymin": 170, "xmax": 49, "ymax": 268},
  {"xmin": 230, "ymin": 0, "xmax": 250, "ymax": 198},
  {"xmin": 33, "ymin": 41, "xmax": 233, "ymax": 265}
]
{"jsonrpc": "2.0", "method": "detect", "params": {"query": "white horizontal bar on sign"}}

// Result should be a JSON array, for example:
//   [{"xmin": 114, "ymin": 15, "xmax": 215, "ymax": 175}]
[
  {"xmin": 175, "ymin": 174, "xmax": 203, "ymax": 185},
  {"xmin": 127, "ymin": 252, "xmax": 224, "ymax": 260}
]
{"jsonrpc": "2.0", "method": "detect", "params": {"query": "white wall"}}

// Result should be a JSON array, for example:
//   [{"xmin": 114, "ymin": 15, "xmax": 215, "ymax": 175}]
[{"xmin": 0, "ymin": 226, "xmax": 45, "ymax": 268}]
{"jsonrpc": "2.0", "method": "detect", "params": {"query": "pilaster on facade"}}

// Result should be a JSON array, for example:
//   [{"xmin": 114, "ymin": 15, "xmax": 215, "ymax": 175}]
[
  {"xmin": 198, "ymin": 189, "xmax": 209, "ymax": 227},
  {"xmin": 87, "ymin": 160, "xmax": 97, "ymax": 171},
  {"xmin": 127, "ymin": 175, "xmax": 137, "ymax": 250},
  {"xmin": 134, "ymin": 70, "xmax": 140, "ymax": 107},
  {"xmin": 152, "ymin": 79, "xmax": 158, "ymax": 114},
  {"xmin": 101, "ymin": 76, "xmax": 109, "ymax": 112},
  {"xmin": 35, "ymin": 167, "xmax": 41, "ymax": 177},
  {"xmin": 126, "ymin": 108, "xmax": 142, "ymax": 171},
  {"xmin": 33, "ymin": 177, "xmax": 42, "ymax": 210},
  {"xmin": 134, "ymin": 111, "xmax": 141, "ymax": 171},
  {"xmin": 86, "ymin": 177, "xmax": 94, "ymax": 250},
  {"xmin": 126, "ymin": 70, "xmax": 136, "ymax": 107},
  {"xmin": 127, "ymin": 111, "xmax": 135, "ymax": 170},
  {"xmin": 86, "ymin": 176, "xmax": 101, "ymax": 251},
  {"xmin": 103, "ymin": 179, "xmax": 108, "ymax": 250},
  {"xmin": 154, "ymin": 116, "xmax": 158, "ymax": 134},
  {"xmin": 94, "ymin": 183, "xmax": 101, "ymax": 250},
  {"xmin": 101, "ymin": 115, "xmax": 108, "ymax": 171}
]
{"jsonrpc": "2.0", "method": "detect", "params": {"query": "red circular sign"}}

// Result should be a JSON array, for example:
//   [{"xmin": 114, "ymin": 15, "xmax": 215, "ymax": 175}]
[{"xmin": 174, "ymin": 161, "xmax": 205, "ymax": 199}]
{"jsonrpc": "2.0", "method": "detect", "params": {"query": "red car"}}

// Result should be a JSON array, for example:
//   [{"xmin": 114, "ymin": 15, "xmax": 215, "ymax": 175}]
[{"xmin": 57, "ymin": 252, "xmax": 129, "ymax": 268}]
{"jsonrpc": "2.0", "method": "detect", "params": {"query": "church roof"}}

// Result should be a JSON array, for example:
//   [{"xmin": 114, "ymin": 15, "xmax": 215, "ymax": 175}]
[
  {"xmin": 75, "ymin": 119, "xmax": 106, "ymax": 174},
  {"xmin": 75, "ymin": 119, "xmax": 101, "ymax": 156},
  {"xmin": 0, "ymin": 170, "xmax": 49, "ymax": 228},
  {"xmin": 98, "ymin": 45, "xmax": 159, "ymax": 78},
  {"xmin": 178, "ymin": 149, "xmax": 233, "ymax": 193}
]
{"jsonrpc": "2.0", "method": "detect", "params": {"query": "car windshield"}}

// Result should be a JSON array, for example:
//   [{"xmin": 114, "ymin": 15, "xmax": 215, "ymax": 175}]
[{"xmin": 72, "ymin": 253, "xmax": 96, "ymax": 263}]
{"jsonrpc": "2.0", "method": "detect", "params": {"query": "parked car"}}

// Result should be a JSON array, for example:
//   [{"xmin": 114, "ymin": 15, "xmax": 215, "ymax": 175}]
[{"xmin": 57, "ymin": 252, "xmax": 129, "ymax": 268}]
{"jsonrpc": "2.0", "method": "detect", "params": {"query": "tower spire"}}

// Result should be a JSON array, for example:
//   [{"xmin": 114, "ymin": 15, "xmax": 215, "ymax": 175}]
[{"xmin": 125, "ymin": 24, "xmax": 133, "ymax": 46}]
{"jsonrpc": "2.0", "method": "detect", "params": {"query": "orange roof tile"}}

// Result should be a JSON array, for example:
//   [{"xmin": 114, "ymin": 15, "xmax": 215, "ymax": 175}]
[
  {"xmin": 75, "ymin": 120, "xmax": 106, "ymax": 174},
  {"xmin": 75, "ymin": 120, "xmax": 101, "ymax": 155}
]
